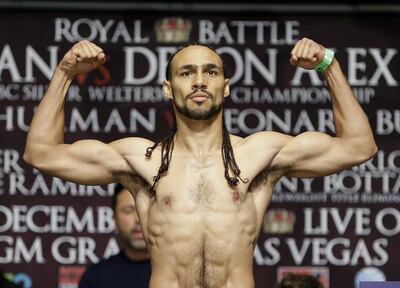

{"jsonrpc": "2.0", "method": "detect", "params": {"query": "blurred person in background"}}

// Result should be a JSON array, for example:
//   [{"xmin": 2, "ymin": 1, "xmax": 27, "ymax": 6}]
[{"xmin": 79, "ymin": 184, "xmax": 151, "ymax": 288}]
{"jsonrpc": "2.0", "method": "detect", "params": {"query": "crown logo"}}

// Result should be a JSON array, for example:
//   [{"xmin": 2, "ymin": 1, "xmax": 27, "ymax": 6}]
[
  {"xmin": 263, "ymin": 209, "xmax": 296, "ymax": 234},
  {"xmin": 154, "ymin": 17, "xmax": 192, "ymax": 43}
]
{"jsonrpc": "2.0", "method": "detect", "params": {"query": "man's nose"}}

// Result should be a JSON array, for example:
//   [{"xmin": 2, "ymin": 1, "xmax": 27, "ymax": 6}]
[{"xmin": 192, "ymin": 73, "xmax": 207, "ymax": 90}]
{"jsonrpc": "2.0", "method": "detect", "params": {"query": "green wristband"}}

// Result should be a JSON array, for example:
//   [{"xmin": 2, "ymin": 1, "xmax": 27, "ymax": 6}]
[{"xmin": 315, "ymin": 48, "xmax": 335, "ymax": 72}]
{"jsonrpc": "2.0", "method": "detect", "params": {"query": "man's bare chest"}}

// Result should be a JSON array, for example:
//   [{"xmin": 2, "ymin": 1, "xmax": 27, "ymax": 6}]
[{"xmin": 154, "ymin": 162, "xmax": 248, "ymax": 210}]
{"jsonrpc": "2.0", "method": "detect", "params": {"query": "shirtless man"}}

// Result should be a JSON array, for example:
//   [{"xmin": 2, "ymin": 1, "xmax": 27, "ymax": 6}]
[{"xmin": 24, "ymin": 38, "xmax": 377, "ymax": 288}]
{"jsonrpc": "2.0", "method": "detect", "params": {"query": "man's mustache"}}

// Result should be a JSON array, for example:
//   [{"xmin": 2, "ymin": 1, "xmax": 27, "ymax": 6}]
[
  {"xmin": 185, "ymin": 89, "xmax": 214, "ymax": 100},
  {"xmin": 130, "ymin": 228, "xmax": 142, "ymax": 233}
]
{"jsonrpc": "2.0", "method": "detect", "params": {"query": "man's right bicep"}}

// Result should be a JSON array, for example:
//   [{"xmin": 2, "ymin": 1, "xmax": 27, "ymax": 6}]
[{"xmin": 25, "ymin": 139, "xmax": 130, "ymax": 185}]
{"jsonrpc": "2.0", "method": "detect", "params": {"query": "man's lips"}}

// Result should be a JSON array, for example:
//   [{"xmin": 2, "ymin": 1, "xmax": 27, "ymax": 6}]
[
  {"xmin": 132, "ymin": 231, "xmax": 144, "ymax": 238},
  {"xmin": 189, "ymin": 92, "xmax": 209, "ymax": 103}
]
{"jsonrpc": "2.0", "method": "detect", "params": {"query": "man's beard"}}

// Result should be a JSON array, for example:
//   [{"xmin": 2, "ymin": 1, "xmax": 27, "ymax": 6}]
[
  {"xmin": 128, "ymin": 238, "xmax": 147, "ymax": 250},
  {"xmin": 172, "ymin": 88, "xmax": 223, "ymax": 120},
  {"xmin": 121, "ymin": 230, "xmax": 147, "ymax": 251}
]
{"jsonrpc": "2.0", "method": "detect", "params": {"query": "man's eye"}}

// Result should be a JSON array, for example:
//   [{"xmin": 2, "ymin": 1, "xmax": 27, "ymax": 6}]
[
  {"xmin": 208, "ymin": 70, "xmax": 217, "ymax": 75},
  {"xmin": 122, "ymin": 207, "xmax": 135, "ymax": 213},
  {"xmin": 182, "ymin": 71, "xmax": 192, "ymax": 76}
]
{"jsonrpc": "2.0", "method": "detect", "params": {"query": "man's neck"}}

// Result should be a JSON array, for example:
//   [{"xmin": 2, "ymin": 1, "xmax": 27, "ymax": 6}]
[
  {"xmin": 124, "ymin": 248, "xmax": 149, "ymax": 262},
  {"xmin": 174, "ymin": 112, "xmax": 223, "ymax": 158}
]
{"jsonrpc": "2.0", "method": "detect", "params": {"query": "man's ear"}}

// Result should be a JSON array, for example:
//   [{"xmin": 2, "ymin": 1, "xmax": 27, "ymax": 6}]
[
  {"xmin": 224, "ymin": 79, "xmax": 230, "ymax": 97},
  {"xmin": 163, "ymin": 80, "xmax": 173, "ymax": 100}
]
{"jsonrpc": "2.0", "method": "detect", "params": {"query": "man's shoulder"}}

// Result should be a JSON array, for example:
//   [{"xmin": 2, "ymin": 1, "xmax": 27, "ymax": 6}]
[
  {"xmin": 109, "ymin": 137, "xmax": 155, "ymax": 156},
  {"xmin": 110, "ymin": 137, "xmax": 154, "ymax": 147},
  {"xmin": 232, "ymin": 131, "xmax": 292, "ymax": 151},
  {"xmin": 78, "ymin": 255, "xmax": 121, "ymax": 287},
  {"xmin": 79, "ymin": 253, "xmax": 151, "ymax": 287},
  {"xmin": 84, "ymin": 253, "xmax": 123, "ymax": 274},
  {"xmin": 227, "ymin": 132, "xmax": 293, "ymax": 182}
]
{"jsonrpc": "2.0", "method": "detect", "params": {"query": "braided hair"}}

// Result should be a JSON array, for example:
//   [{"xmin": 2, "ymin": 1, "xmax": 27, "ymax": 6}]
[{"xmin": 145, "ymin": 43, "xmax": 248, "ymax": 194}]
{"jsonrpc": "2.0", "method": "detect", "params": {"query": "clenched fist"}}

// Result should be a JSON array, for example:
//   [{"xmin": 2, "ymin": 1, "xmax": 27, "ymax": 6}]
[
  {"xmin": 58, "ymin": 40, "xmax": 105, "ymax": 77},
  {"xmin": 290, "ymin": 38, "xmax": 329, "ymax": 70}
]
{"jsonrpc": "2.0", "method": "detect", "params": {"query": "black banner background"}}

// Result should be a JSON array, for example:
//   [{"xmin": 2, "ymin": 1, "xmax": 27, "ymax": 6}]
[{"xmin": 0, "ymin": 10, "xmax": 399, "ymax": 288}]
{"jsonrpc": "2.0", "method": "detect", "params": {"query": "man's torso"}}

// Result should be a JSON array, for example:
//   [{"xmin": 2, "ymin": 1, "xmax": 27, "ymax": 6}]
[{"xmin": 117, "ymin": 134, "xmax": 284, "ymax": 288}]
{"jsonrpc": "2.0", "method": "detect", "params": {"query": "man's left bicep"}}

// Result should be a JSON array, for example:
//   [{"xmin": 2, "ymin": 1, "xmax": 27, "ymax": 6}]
[{"xmin": 275, "ymin": 131, "xmax": 368, "ymax": 178}]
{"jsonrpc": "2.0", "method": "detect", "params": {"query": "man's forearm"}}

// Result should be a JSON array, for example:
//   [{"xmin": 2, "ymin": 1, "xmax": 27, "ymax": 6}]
[
  {"xmin": 24, "ymin": 67, "xmax": 73, "ymax": 160},
  {"xmin": 324, "ymin": 59, "xmax": 376, "ymax": 150}
]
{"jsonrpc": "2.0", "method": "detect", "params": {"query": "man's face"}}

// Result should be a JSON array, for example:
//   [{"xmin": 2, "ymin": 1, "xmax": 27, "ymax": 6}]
[
  {"xmin": 164, "ymin": 45, "xmax": 230, "ymax": 120},
  {"xmin": 114, "ymin": 189, "xmax": 146, "ymax": 250}
]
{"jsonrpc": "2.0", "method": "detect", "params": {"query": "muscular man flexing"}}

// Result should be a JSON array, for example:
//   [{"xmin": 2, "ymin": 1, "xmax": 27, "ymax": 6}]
[{"xmin": 24, "ymin": 38, "xmax": 377, "ymax": 288}]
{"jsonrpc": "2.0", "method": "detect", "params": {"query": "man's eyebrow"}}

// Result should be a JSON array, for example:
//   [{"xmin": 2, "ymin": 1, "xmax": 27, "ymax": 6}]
[
  {"xmin": 177, "ymin": 64, "xmax": 196, "ymax": 71},
  {"xmin": 121, "ymin": 204, "xmax": 136, "ymax": 209},
  {"xmin": 176, "ymin": 63, "xmax": 222, "ymax": 71},
  {"xmin": 203, "ymin": 63, "xmax": 222, "ymax": 70}
]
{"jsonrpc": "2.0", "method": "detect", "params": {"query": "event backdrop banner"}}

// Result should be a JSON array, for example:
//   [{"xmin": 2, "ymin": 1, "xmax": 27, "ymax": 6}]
[{"xmin": 0, "ymin": 10, "xmax": 399, "ymax": 288}]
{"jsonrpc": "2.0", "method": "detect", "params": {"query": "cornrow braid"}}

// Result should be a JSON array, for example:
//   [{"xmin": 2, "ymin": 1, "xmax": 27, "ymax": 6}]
[
  {"xmin": 145, "ymin": 121, "xmax": 248, "ymax": 194},
  {"xmin": 145, "ymin": 122, "xmax": 177, "ymax": 194},
  {"xmin": 222, "ymin": 122, "xmax": 249, "ymax": 186}
]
